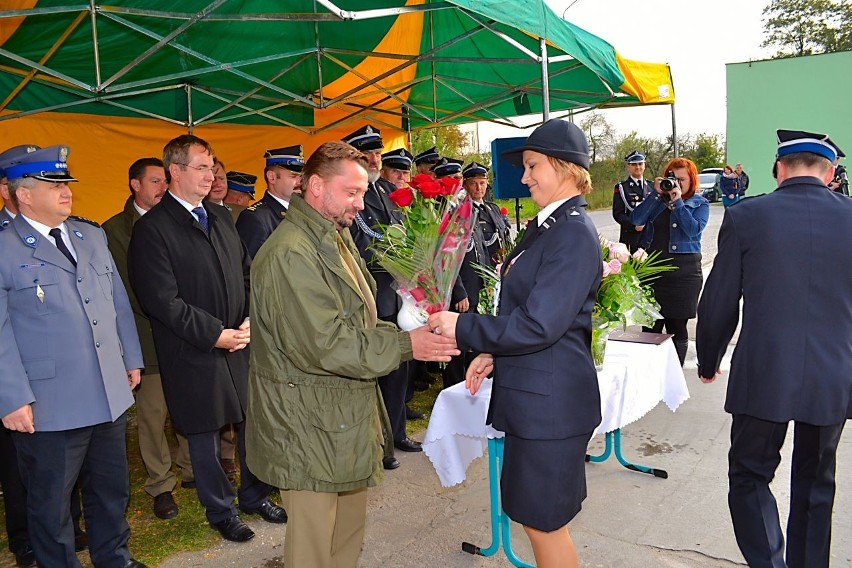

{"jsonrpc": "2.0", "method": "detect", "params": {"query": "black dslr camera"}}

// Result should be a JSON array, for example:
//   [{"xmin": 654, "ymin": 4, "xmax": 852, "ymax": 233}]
[{"xmin": 659, "ymin": 171, "xmax": 679, "ymax": 201}]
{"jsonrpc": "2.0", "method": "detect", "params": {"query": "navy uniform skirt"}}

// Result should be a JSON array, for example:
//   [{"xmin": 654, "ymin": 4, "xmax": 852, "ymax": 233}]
[{"xmin": 500, "ymin": 431, "xmax": 593, "ymax": 532}]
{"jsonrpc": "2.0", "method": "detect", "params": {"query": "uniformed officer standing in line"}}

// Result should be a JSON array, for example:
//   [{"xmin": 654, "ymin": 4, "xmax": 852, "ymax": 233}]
[
  {"xmin": 380, "ymin": 148, "xmax": 414, "ymax": 189},
  {"xmin": 235, "ymin": 146, "xmax": 304, "ymax": 258},
  {"xmin": 432, "ymin": 156, "xmax": 465, "ymax": 181},
  {"xmin": 103, "ymin": 157, "xmax": 192, "ymax": 521},
  {"xmin": 413, "ymin": 146, "xmax": 440, "ymax": 178},
  {"xmin": 343, "ymin": 125, "xmax": 421, "ymax": 465},
  {"xmin": 442, "ymin": 161, "xmax": 510, "ymax": 389},
  {"xmin": 222, "ymin": 168, "xmax": 252, "ymax": 223},
  {"xmin": 0, "ymin": 145, "xmax": 146, "ymax": 568},
  {"xmin": 612, "ymin": 151, "xmax": 653, "ymax": 251}
]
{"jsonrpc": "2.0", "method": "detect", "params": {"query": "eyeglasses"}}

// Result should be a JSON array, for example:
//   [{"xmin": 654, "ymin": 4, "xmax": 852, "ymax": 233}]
[{"xmin": 176, "ymin": 163, "xmax": 214, "ymax": 175}]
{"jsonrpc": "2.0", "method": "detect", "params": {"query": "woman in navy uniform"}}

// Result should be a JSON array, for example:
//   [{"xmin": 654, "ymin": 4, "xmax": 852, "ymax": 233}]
[{"xmin": 428, "ymin": 119, "xmax": 601, "ymax": 568}]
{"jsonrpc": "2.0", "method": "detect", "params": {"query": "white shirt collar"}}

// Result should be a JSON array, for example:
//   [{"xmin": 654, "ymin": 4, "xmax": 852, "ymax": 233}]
[
  {"xmin": 630, "ymin": 177, "xmax": 643, "ymax": 184},
  {"xmin": 20, "ymin": 213, "xmax": 64, "ymax": 240},
  {"xmin": 3, "ymin": 208, "xmax": 16, "ymax": 219},
  {"xmin": 268, "ymin": 193, "xmax": 289, "ymax": 209},
  {"xmin": 169, "ymin": 191, "xmax": 201, "ymax": 213},
  {"xmin": 133, "ymin": 200, "xmax": 148, "ymax": 217},
  {"xmin": 536, "ymin": 198, "xmax": 571, "ymax": 227}
]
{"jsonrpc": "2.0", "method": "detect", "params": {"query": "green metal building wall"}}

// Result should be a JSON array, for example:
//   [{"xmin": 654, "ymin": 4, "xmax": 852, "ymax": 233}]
[{"xmin": 726, "ymin": 50, "xmax": 852, "ymax": 195}]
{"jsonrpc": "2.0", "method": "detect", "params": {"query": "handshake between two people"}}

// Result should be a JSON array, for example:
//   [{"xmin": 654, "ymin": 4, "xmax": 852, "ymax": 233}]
[{"xmin": 409, "ymin": 310, "xmax": 460, "ymax": 363}]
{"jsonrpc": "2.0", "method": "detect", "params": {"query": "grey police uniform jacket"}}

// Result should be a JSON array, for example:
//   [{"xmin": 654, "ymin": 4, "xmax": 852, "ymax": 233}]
[{"xmin": 0, "ymin": 215, "xmax": 143, "ymax": 431}]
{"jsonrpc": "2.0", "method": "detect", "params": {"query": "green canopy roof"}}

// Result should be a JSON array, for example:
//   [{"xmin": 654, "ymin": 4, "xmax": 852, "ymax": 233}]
[{"xmin": 0, "ymin": 0, "xmax": 674, "ymax": 132}]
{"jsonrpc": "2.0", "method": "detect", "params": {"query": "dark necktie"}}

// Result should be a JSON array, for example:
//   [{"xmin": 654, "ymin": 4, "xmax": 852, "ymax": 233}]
[
  {"xmin": 192, "ymin": 206, "xmax": 209, "ymax": 233},
  {"xmin": 48, "ymin": 228, "xmax": 76, "ymax": 267}
]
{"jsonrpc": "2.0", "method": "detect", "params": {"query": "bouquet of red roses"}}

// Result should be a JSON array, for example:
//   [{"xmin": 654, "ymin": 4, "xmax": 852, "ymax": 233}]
[{"xmin": 371, "ymin": 173, "xmax": 473, "ymax": 330}]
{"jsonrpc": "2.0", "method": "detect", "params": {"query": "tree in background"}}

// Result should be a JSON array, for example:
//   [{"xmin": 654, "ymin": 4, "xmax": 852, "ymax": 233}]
[
  {"xmin": 580, "ymin": 111, "xmax": 616, "ymax": 164},
  {"xmin": 761, "ymin": 0, "xmax": 852, "ymax": 57},
  {"xmin": 680, "ymin": 133, "xmax": 726, "ymax": 172}
]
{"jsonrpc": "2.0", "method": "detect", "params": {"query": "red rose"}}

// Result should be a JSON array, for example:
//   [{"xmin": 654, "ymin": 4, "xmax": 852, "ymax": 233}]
[
  {"xmin": 457, "ymin": 200, "xmax": 472, "ymax": 220},
  {"xmin": 410, "ymin": 173, "xmax": 434, "ymax": 189},
  {"xmin": 388, "ymin": 186, "xmax": 414, "ymax": 207},
  {"xmin": 410, "ymin": 286, "xmax": 427, "ymax": 302},
  {"xmin": 438, "ymin": 176, "xmax": 460, "ymax": 195},
  {"xmin": 417, "ymin": 181, "xmax": 443, "ymax": 199},
  {"xmin": 500, "ymin": 206, "xmax": 509, "ymax": 215}
]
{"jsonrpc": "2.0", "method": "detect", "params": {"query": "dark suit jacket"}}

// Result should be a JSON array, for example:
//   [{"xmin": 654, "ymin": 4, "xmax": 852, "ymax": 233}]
[
  {"xmin": 456, "ymin": 197, "xmax": 602, "ymax": 439},
  {"xmin": 128, "ymin": 192, "xmax": 251, "ymax": 434},
  {"xmin": 696, "ymin": 177, "xmax": 852, "ymax": 425},
  {"xmin": 235, "ymin": 191, "xmax": 288, "ymax": 258},
  {"xmin": 103, "ymin": 196, "xmax": 159, "ymax": 375},
  {"xmin": 349, "ymin": 178, "xmax": 403, "ymax": 319}
]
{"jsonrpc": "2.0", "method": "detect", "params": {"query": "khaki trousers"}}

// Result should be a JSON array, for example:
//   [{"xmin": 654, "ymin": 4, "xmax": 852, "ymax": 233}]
[
  {"xmin": 135, "ymin": 372, "xmax": 192, "ymax": 495},
  {"xmin": 282, "ymin": 488, "xmax": 368, "ymax": 568}
]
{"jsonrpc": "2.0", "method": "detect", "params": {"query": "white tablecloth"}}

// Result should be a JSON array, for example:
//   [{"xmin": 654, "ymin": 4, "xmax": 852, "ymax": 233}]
[{"xmin": 423, "ymin": 338, "xmax": 690, "ymax": 487}]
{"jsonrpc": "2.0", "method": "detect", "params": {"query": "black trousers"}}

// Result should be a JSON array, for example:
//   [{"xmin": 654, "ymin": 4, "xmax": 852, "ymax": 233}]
[
  {"xmin": 13, "ymin": 414, "xmax": 131, "ymax": 568},
  {"xmin": 0, "ymin": 426, "xmax": 28, "ymax": 554},
  {"xmin": 377, "ymin": 362, "xmax": 411, "ymax": 443},
  {"xmin": 186, "ymin": 420, "xmax": 271, "ymax": 524},
  {"xmin": 646, "ymin": 318, "xmax": 689, "ymax": 366},
  {"xmin": 728, "ymin": 414, "xmax": 844, "ymax": 568}
]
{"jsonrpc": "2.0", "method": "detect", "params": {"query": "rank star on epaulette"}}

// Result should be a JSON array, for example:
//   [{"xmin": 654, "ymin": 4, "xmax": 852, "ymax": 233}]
[{"xmin": 69, "ymin": 215, "xmax": 100, "ymax": 228}]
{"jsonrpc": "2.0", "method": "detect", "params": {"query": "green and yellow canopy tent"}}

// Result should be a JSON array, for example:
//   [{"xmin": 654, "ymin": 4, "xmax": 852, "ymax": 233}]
[{"xmin": 0, "ymin": 0, "xmax": 674, "ymax": 221}]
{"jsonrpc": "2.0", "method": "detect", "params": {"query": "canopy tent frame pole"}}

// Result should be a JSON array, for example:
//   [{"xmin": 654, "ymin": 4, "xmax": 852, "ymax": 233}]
[
  {"xmin": 671, "ymin": 103, "xmax": 679, "ymax": 156},
  {"xmin": 186, "ymin": 84, "xmax": 193, "ymax": 132},
  {"xmin": 191, "ymin": 86, "xmax": 311, "ymax": 132},
  {"xmin": 89, "ymin": 0, "xmax": 102, "ymax": 87}
]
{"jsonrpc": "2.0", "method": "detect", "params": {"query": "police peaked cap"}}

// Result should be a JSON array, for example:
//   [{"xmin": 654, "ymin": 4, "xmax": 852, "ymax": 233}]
[
  {"xmin": 776, "ymin": 129, "xmax": 845, "ymax": 162},
  {"xmin": 3, "ymin": 144, "xmax": 78, "ymax": 182},
  {"xmin": 265, "ymin": 145, "xmax": 305, "ymax": 172},
  {"xmin": 432, "ymin": 157, "xmax": 464, "ymax": 177},
  {"xmin": 462, "ymin": 161, "xmax": 489, "ymax": 178},
  {"xmin": 625, "ymin": 150, "xmax": 646, "ymax": 164},
  {"xmin": 342, "ymin": 125, "xmax": 383, "ymax": 152},
  {"xmin": 0, "ymin": 144, "xmax": 41, "ymax": 178},
  {"xmin": 226, "ymin": 171, "xmax": 257, "ymax": 196},
  {"xmin": 381, "ymin": 148, "xmax": 414, "ymax": 171}
]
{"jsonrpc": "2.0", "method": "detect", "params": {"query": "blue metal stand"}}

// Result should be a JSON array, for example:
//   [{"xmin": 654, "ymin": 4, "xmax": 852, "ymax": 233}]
[
  {"xmin": 461, "ymin": 437, "xmax": 535, "ymax": 567},
  {"xmin": 585, "ymin": 429, "xmax": 668, "ymax": 479}
]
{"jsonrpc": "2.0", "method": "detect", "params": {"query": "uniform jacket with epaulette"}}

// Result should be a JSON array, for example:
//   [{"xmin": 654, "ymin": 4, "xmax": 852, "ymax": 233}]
[{"xmin": 235, "ymin": 191, "xmax": 288, "ymax": 258}]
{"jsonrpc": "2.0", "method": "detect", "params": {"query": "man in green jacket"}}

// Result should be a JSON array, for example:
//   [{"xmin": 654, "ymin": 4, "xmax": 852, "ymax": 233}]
[{"xmin": 246, "ymin": 141, "xmax": 459, "ymax": 568}]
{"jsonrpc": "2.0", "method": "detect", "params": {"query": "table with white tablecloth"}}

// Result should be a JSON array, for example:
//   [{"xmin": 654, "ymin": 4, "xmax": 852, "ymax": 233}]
[{"xmin": 422, "ymin": 338, "xmax": 690, "ymax": 567}]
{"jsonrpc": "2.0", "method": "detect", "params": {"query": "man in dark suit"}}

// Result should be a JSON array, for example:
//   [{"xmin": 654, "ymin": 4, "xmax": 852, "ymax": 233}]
[
  {"xmin": 235, "ymin": 145, "xmax": 304, "ymax": 258},
  {"xmin": 344, "ymin": 125, "xmax": 420, "ymax": 465},
  {"xmin": 697, "ymin": 129, "xmax": 852, "ymax": 568},
  {"xmin": 103, "ymin": 157, "xmax": 191, "ymax": 521},
  {"xmin": 612, "ymin": 150, "xmax": 653, "ymax": 252},
  {"xmin": 0, "ymin": 145, "xmax": 146, "ymax": 568},
  {"xmin": 128, "ymin": 134, "xmax": 285, "ymax": 543}
]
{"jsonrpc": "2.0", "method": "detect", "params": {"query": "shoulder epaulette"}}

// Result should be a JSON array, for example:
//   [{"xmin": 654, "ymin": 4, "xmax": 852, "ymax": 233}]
[
  {"xmin": 68, "ymin": 215, "xmax": 100, "ymax": 228},
  {"xmin": 246, "ymin": 201, "xmax": 266, "ymax": 212}
]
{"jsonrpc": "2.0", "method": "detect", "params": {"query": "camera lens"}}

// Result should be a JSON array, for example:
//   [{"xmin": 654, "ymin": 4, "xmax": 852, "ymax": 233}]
[{"xmin": 660, "ymin": 178, "xmax": 676, "ymax": 191}]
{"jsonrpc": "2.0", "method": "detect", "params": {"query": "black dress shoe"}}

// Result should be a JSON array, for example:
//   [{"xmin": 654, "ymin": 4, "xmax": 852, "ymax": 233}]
[
  {"xmin": 239, "ymin": 499, "xmax": 287, "ymax": 524},
  {"xmin": 383, "ymin": 456, "xmax": 400, "ymax": 470},
  {"xmin": 394, "ymin": 437, "xmax": 423, "ymax": 452},
  {"xmin": 405, "ymin": 406, "xmax": 425, "ymax": 420},
  {"xmin": 180, "ymin": 478, "xmax": 196, "ymax": 489},
  {"xmin": 211, "ymin": 515, "xmax": 255, "ymax": 542},
  {"xmin": 153, "ymin": 491, "xmax": 179, "ymax": 520},
  {"xmin": 13, "ymin": 545, "xmax": 35, "ymax": 568},
  {"xmin": 125, "ymin": 560, "xmax": 148, "ymax": 568},
  {"xmin": 74, "ymin": 528, "xmax": 88, "ymax": 552}
]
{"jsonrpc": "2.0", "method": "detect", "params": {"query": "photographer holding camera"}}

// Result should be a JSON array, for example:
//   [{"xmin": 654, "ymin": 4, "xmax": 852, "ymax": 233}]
[
  {"xmin": 630, "ymin": 157, "xmax": 710, "ymax": 366},
  {"xmin": 828, "ymin": 162, "xmax": 848, "ymax": 196}
]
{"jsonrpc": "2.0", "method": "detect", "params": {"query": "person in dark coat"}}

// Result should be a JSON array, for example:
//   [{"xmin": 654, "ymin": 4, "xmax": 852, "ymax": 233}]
[
  {"xmin": 128, "ymin": 134, "xmax": 285, "ymax": 543},
  {"xmin": 611, "ymin": 150, "xmax": 653, "ymax": 251},
  {"xmin": 343, "ymin": 125, "xmax": 420, "ymax": 464},
  {"xmin": 697, "ymin": 129, "xmax": 852, "ymax": 568},
  {"xmin": 235, "ymin": 146, "xmax": 304, "ymax": 258},
  {"xmin": 428, "ymin": 119, "xmax": 602, "ymax": 568}
]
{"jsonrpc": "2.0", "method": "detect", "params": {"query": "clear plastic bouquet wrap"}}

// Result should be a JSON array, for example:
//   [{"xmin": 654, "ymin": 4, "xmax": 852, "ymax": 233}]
[{"xmin": 370, "ymin": 173, "xmax": 474, "ymax": 330}]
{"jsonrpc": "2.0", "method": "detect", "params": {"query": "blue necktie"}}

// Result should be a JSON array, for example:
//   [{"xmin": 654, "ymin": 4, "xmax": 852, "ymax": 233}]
[{"xmin": 192, "ymin": 206, "xmax": 209, "ymax": 233}]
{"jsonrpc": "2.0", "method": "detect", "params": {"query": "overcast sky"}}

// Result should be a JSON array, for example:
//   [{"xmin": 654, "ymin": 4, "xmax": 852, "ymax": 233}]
[{"xmin": 469, "ymin": 0, "xmax": 776, "ymax": 148}]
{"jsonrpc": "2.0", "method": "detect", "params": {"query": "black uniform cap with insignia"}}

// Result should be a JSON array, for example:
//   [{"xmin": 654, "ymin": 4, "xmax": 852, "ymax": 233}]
[
  {"xmin": 381, "ymin": 148, "xmax": 414, "ymax": 171},
  {"xmin": 625, "ymin": 150, "xmax": 646, "ymax": 164},
  {"xmin": 502, "ymin": 119, "xmax": 590, "ymax": 170},
  {"xmin": 0, "ymin": 144, "xmax": 41, "ymax": 179},
  {"xmin": 432, "ymin": 157, "xmax": 464, "ymax": 177},
  {"xmin": 3, "ymin": 144, "xmax": 78, "ymax": 182},
  {"xmin": 342, "ymin": 125, "xmax": 383, "ymax": 152},
  {"xmin": 264, "ymin": 145, "xmax": 305, "ymax": 172},
  {"xmin": 773, "ymin": 129, "xmax": 846, "ymax": 178},
  {"xmin": 413, "ymin": 146, "xmax": 440, "ymax": 165},
  {"xmin": 462, "ymin": 161, "xmax": 489, "ymax": 179},
  {"xmin": 226, "ymin": 171, "xmax": 257, "ymax": 198}
]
